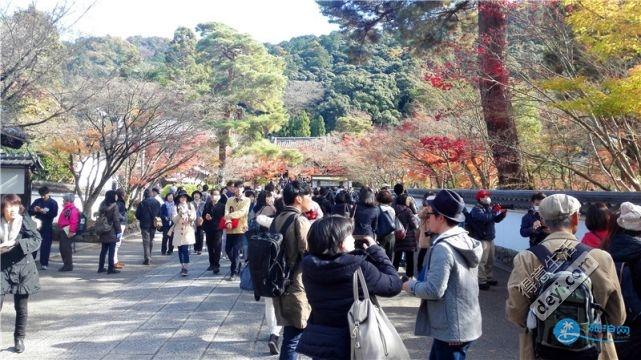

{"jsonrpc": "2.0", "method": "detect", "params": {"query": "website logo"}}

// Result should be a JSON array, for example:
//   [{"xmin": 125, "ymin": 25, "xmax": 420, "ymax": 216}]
[{"xmin": 553, "ymin": 318, "xmax": 581, "ymax": 345}]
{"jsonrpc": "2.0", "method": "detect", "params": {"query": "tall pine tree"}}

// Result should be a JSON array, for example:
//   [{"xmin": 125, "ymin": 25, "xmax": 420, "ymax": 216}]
[{"xmin": 310, "ymin": 114, "xmax": 326, "ymax": 136}]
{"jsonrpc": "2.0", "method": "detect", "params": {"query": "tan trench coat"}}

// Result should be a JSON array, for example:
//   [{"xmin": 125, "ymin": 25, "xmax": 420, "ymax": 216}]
[
  {"xmin": 506, "ymin": 231, "xmax": 625, "ymax": 360},
  {"xmin": 271, "ymin": 206, "xmax": 312, "ymax": 329}
]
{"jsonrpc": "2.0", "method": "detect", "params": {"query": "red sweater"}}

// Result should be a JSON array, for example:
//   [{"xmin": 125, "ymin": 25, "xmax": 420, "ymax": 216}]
[{"xmin": 580, "ymin": 230, "xmax": 608, "ymax": 248}]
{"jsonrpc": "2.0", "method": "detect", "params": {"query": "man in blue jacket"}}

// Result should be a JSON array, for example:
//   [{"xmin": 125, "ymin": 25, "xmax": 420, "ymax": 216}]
[
  {"xmin": 29, "ymin": 186, "xmax": 58, "ymax": 270},
  {"xmin": 519, "ymin": 192, "xmax": 548, "ymax": 247},
  {"xmin": 403, "ymin": 189, "xmax": 483, "ymax": 360},
  {"xmin": 467, "ymin": 189, "xmax": 507, "ymax": 290}
]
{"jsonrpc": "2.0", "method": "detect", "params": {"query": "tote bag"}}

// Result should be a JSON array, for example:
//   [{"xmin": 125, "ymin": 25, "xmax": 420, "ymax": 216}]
[{"xmin": 348, "ymin": 268, "xmax": 409, "ymax": 360}]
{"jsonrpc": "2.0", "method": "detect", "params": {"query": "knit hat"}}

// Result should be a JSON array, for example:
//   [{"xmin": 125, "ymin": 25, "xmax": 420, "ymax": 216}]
[{"xmin": 617, "ymin": 202, "xmax": 641, "ymax": 231}]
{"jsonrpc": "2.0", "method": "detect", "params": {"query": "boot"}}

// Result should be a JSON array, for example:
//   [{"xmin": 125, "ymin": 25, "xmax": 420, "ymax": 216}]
[{"xmin": 15, "ymin": 337, "xmax": 25, "ymax": 353}]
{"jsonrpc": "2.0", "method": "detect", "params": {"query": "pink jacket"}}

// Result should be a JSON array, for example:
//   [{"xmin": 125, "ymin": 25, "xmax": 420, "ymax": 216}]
[
  {"xmin": 57, "ymin": 203, "xmax": 80, "ymax": 233},
  {"xmin": 581, "ymin": 230, "xmax": 608, "ymax": 248}
]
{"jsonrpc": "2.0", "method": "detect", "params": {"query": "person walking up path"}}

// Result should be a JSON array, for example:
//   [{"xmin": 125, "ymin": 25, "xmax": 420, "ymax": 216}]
[{"xmin": 172, "ymin": 191, "xmax": 196, "ymax": 277}]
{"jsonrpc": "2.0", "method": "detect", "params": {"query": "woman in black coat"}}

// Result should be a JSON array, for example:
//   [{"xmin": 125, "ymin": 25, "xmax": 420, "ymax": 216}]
[
  {"xmin": 393, "ymin": 193, "xmax": 419, "ymax": 278},
  {"xmin": 97, "ymin": 190, "xmax": 121, "ymax": 274},
  {"xmin": 330, "ymin": 191, "xmax": 352, "ymax": 218},
  {"xmin": 296, "ymin": 216, "xmax": 402, "ymax": 359},
  {"xmin": 202, "ymin": 190, "xmax": 226, "ymax": 274},
  {"xmin": 603, "ymin": 206, "xmax": 641, "ymax": 360},
  {"xmin": 1, "ymin": 194, "xmax": 42, "ymax": 353},
  {"xmin": 352, "ymin": 187, "xmax": 380, "ymax": 238}
]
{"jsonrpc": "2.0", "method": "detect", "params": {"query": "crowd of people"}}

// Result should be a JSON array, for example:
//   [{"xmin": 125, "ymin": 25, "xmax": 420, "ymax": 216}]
[{"xmin": 1, "ymin": 180, "xmax": 640, "ymax": 360}]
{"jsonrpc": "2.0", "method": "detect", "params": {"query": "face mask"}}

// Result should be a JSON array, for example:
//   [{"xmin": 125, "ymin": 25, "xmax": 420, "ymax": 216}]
[
  {"xmin": 212, "ymin": 196, "xmax": 221, "ymax": 203},
  {"xmin": 266, "ymin": 197, "xmax": 275, "ymax": 206},
  {"xmin": 533, "ymin": 205, "xmax": 540, "ymax": 212},
  {"xmin": 480, "ymin": 197, "xmax": 491, "ymax": 205}
]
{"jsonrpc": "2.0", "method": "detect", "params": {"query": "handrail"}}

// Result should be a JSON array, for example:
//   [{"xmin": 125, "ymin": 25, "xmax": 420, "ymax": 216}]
[{"xmin": 407, "ymin": 189, "xmax": 641, "ymax": 211}]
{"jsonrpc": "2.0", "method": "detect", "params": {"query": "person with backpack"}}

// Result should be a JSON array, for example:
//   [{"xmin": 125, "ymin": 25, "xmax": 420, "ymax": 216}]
[
  {"xmin": 56, "ymin": 193, "xmax": 80, "ymax": 272},
  {"xmin": 520, "ymin": 192, "xmax": 548, "ymax": 247},
  {"xmin": 602, "ymin": 202, "xmax": 641, "ymax": 359},
  {"xmin": 468, "ymin": 189, "xmax": 507, "ymax": 290},
  {"xmin": 393, "ymin": 183, "xmax": 418, "ymax": 214},
  {"xmin": 270, "ymin": 180, "xmax": 313, "ymax": 360},
  {"xmin": 296, "ymin": 216, "xmax": 402, "ymax": 359},
  {"xmin": 172, "ymin": 191, "xmax": 196, "ymax": 277},
  {"xmin": 97, "ymin": 190, "xmax": 121, "ymax": 274},
  {"xmin": 330, "ymin": 191, "xmax": 352, "ymax": 218},
  {"xmin": 402, "ymin": 190, "xmax": 483, "ymax": 360},
  {"xmin": 506, "ymin": 194, "xmax": 625, "ymax": 360},
  {"xmin": 135, "ymin": 188, "xmax": 161, "ymax": 265},
  {"xmin": 376, "ymin": 189, "xmax": 396, "ymax": 260},
  {"xmin": 253, "ymin": 190, "xmax": 283, "ymax": 355},
  {"xmin": 223, "ymin": 180, "xmax": 251, "ymax": 281},
  {"xmin": 393, "ymin": 193, "xmax": 420, "ymax": 278}
]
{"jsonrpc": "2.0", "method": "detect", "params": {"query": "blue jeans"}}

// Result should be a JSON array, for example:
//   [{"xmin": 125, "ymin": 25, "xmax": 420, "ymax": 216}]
[
  {"xmin": 280, "ymin": 326, "xmax": 303, "ymax": 360},
  {"xmin": 225, "ymin": 234, "xmax": 244, "ymax": 275},
  {"xmin": 429, "ymin": 339, "xmax": 472, "ymax": 360},
  {"xmin": 99, "ymin": 242, "xmax": 116, "ymax": 271},
  {"xmin": 178, "ymin": 245, "xmax": 190, "ymax": 264}
]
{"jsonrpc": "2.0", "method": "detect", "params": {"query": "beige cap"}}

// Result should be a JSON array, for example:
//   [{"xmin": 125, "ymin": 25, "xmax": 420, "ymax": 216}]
[{"xmin": 539, "ymin": 194, "xmax": 581, "ymax": 221}]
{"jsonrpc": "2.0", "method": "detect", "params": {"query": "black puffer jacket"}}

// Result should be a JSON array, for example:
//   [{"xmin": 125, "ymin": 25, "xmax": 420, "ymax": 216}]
[
  {"xmin": 297, "ymin": 245, "xmax": 401, "ymax": 359},
  {"xmin": 1, "ymin": 216, "xmax": 41, "ymax": 295}
]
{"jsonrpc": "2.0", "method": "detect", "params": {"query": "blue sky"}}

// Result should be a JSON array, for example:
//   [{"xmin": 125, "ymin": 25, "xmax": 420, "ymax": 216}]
[{"xmin": 7, "ymin": 0, "xmax": 340, "ymax": 43}]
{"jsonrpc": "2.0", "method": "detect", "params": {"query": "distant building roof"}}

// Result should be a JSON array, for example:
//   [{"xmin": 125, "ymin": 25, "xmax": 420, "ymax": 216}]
[{"xmin": 0, "ymin": 153, "xmax": 43, "ymax": 170}]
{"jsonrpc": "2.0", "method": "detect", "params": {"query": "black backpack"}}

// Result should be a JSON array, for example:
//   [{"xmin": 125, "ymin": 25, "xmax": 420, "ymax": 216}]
[
  {"xmin": 529, "ymin": 243, "xmax": 602, "ymax": 360},
  {"xmin": 247, "ymin": 213, "xmax": 300, "ymax": 300}
]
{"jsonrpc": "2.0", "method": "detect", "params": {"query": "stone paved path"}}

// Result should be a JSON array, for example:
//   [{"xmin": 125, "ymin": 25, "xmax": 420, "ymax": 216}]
[{"xmin": 1, "ymin": 234, "xmax": 519, "ymax": 359}]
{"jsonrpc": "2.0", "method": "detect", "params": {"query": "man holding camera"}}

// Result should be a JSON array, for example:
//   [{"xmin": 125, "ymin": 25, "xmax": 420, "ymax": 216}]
[{"xmin": 467, "ymin": 189, "xmax": 507, "ymax": 290}]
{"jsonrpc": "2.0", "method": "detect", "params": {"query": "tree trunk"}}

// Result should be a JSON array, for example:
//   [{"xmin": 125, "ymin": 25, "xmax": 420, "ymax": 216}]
[
  {"xmin": 478, "ymin": 1, "xmax": 526, "ymax": 189},
  {"xmin": 217, "ymin": 127, "xmax": 230, "ymax": 185}
]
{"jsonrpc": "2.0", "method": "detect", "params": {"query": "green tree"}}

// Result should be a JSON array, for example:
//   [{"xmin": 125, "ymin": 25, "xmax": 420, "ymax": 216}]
[
  {"xmin": 317, "ymin": 0, "xmax": 527, "ymax": 188},
  {"xmin": 335, "ymin": 111, "xmax": 373, "ymax": 134},
  {"xmin": 196, "ymin": 22, "xmax": 288, "ymax": 183},
  {"xmin": 163, "ymin": 27, "xmax": 209, "ymax": 96},
  {"xmin": 289, "ymin": 111, "xmax": 312, "ymax": 137},
  {"xmin": 310, "ymin": 115, "xmax": 326, "ymax": 136}
]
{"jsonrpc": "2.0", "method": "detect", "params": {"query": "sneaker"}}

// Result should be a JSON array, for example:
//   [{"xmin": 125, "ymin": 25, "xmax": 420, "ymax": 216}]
[
  {"xmin": 213, "ymin": 267, "xmax": 220, "ymax": 274},
  {"xmin": 107, "ymin": 269, "xmax": 121, "ymax": 274},
  {"xmin": 487, "ymin": 279, "xmax": 498, "ymax": 286},
  {"xmin": 228, "ymin": 274, "xmax": 236, "ymax": 281},
  {"xmin": 97, "ymin": 268, "xmax": 106, "ymax": 273},
  {"xmin": 206, "ymin": 266, "xmax": 214, "ymax": 271},
  {"xmin": 180, "ymin": 268, "xmax": 188, "ymax": 277},
  {"xmin": 479, "ymin": 283, "xmax": 490, "ymax": 291},
  {"xmin": 196, "ymin": 251, "xmax": 202, "ymax": 255},
  {"xmin": 268, "ymin": 334, "xmax": 279, "ymax": 355},
  {"xmin": 142, "ymin": 260, "xmax": 150, "ymax": 265},
  {"xmin": 40, "ymin": 265, "xmax": 48, "ymax": 270}
]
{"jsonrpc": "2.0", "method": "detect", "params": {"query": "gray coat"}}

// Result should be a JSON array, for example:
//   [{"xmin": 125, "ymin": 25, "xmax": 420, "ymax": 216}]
[{"xmin": 411, "ymin": 226, "xmax": 483, "ymax": 342}]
